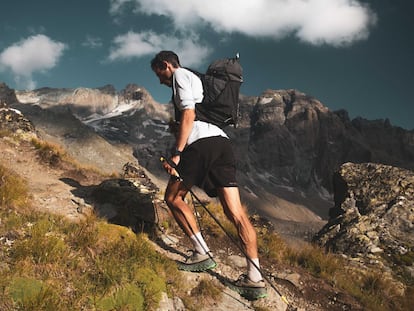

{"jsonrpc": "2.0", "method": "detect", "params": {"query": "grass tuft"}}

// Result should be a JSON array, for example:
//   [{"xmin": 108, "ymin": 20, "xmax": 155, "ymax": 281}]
[
  {"xmin": 0, "ymin": 164, "xmax": 29, "ymax": 209},
  {"xmin": 31, "ymin": 138, "xmax": 64, "ymax": 167},
  {"xmin": 95, "ymin": 283, "xmax": 144, "ymax": 311},
  {"xmin": 7, "ymin": 277, "xmax": 62, "ymax": 311}
]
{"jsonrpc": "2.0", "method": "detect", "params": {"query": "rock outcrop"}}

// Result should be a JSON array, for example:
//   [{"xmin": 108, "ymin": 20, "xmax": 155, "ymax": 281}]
[
  {"xmin": 237, "ymin": 89, "xmax": 414, "ymax": 195},
  {"xmin": 0, "ymin": 82, "xmax": 18, "ymax": 105},
  {"xmin": 314, "ymin": 162, "xmax": 414, "ymax": 279},
  {"xmin": 0, "ymin": 86, "xmax": 34, "ymax": 133}
]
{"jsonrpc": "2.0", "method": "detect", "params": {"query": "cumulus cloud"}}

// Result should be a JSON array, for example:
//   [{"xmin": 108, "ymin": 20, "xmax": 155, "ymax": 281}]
[
  {"xmin": 110, "ymin": 0, "xmax": 376, "ymax": 46},
  {"xmin": 0, "ymin": 34, "xmax": 67, "ymax": 89},
  {"xmin": 108, "ymin": 30, "xmax": 211, "ymax": 66}
]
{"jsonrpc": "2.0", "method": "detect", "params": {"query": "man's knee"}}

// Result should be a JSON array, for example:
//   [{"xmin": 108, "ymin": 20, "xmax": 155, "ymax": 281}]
[{"xmin": 164, "ymin": 184, "xmax": 186, "ymax": 209}]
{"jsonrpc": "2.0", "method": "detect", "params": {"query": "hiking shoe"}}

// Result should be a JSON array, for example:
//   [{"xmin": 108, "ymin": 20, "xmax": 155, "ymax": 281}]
[
  {"xmin": 227, "ymin": 274, "xmax": 267, "ymax": 300},
  {"xmin": 177, "ymin": 251, "xmax": 217, "ymax": 272}
]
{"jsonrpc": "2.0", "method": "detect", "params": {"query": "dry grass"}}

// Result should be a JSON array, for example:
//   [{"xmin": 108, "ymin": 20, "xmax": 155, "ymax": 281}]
[
  {"xmin": 30, "ymin": 137, "xmax": 118, "ymax": 178},
  {"xmin": 2, "ymin": 131, "xmax": 412, "ymax": 310},
  {"xmin": 256, "ymin": 229, "xmax": 413, "ymax": 311},
  {"xmin": 0, "ymin": 164, "xmax": 183, "ymax": 311},
  {"xmin": 0, "ymin": 164, "xmax": 30, "ymax": 209},
  {"xmin": 31, "ymin": 138, "xmax": 65, "ymax": 167}
]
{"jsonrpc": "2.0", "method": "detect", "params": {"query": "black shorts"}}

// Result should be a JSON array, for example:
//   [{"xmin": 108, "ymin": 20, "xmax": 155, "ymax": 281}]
[{"xmin": 176, "ymin": 136, "xmax": 238, "ymax": 197}]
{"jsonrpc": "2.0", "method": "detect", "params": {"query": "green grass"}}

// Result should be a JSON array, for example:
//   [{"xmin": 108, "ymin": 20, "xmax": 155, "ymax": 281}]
[
  {"xmin": 0, "ymin": 163, "xmax": 183, "ymax": 311},
  {"xmin": 255, "ymin": 228, "xmax": 413, "ymax": 311},
  {"xmin": 2, "ymin": 132, "xmax": 413, "ymax": 311},
  {"xmin": 0, "ymin": 208, "xmax": 183, "ymax": 310}
]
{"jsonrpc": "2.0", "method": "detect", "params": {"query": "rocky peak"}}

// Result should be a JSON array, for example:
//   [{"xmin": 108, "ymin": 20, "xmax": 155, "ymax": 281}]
[
  {"xmin": 314, "ymin": 162, "xmax": 414, "ymax": 279},
  {"xmin": 242, "ymin": 89, "xmax": 414, "ymax": 195},
  {"xmin": 252, "ymin": 89, "xmax": 329, "ymax": 127},
  {"xmin": 0, "ymin": 89, "xmax": 34, "ymax": 134}
]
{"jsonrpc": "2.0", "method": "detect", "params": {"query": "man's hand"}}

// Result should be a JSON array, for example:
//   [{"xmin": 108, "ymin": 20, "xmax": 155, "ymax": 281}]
[{"xmin": 160, "ymin": 156, "xmax": 180, "ymax": 178}]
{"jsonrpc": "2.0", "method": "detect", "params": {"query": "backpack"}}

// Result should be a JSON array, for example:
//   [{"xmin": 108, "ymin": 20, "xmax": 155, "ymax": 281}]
[{"xmin": 174, "ymin": 55, "xmax": 243, "ymax": 128}]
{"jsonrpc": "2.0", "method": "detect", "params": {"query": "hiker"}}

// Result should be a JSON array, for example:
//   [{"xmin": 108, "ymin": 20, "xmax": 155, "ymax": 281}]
[{"xmin": 150, "ymin": 50, "xmax": 266, "ymax": 299}]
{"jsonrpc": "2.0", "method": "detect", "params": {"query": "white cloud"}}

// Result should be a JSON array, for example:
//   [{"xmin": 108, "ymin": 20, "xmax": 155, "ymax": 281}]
[
  {"xmin": 0, "ymin": 34, "xmax": 67, "ymax": 89},
  {"xmin": 82, "ymin": 35, "xmax": 103, "ymax": 48},
  {"xmin": 110, "ymin": 0, "xmax": 376, "ymax": 46},
  {"xmin": 109, "ymin": 0, "xmax": 132, "ymax": 15},
  {"xmin": 108, "ymin": 30, "xmax": 211, "ymax": 66}
]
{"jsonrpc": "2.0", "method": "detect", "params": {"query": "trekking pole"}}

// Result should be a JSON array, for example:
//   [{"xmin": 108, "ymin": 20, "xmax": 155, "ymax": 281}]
[{"xmin": 160, "ymin": 156, "xmax": 290, "ymax": 306}]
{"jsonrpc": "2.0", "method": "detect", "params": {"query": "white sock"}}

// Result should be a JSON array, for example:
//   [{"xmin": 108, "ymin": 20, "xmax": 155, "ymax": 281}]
[
  {"xmin": 247, "ymin": 258, "xmax": 262, "ymax": 282},
  {"xmin": 190, "ymin": 232, "xmax": 210, "ymax": 255}
]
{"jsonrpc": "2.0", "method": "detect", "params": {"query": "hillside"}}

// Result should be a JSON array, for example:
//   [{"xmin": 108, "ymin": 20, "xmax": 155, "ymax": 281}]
[
  {"xmin": 0, "ymin": 96, "xmax": 370, "ymax": 311},
  {"xmin": 8, "ymin": 83, "xmax": 414, "ymax": 243},
  {"xmin": 1, "ymin": 82, "xmax": 413, "ymax": 310}
]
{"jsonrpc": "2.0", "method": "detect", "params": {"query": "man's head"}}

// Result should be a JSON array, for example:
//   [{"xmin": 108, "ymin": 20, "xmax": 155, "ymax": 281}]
[{"xmin": 151, "ymin": 51, "xmax": 181, "ymax": 87}]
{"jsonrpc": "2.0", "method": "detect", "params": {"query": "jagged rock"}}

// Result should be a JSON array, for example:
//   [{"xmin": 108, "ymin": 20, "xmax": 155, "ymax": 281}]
[
  {"xmin": 0, "ymin": 84, "xmax": 33, "ymax": 134},
  {"xmin": 90, "ymin": 178, "xmax": 159, "ymax": 233},
  {"xmin": 0, "ymin": 107, "xmax": 35, "ymax": 133},
  {"xmin": 86, "ymin": 162, "xmax": 171, "ymax": 235},
  {"xmin": 314, "ymin": 163, "xmax": 414, "ymax": 272},
  {"xmin": 0, "ymin": 82, "xmax": 18, "ymax": 104},
  {"xmin": 122, "ymin": 162, "xmax": 160, "ymax": 193},
  {"xmin": 244, "ymin": 89, "xmax": 414, "ymax": 194}
]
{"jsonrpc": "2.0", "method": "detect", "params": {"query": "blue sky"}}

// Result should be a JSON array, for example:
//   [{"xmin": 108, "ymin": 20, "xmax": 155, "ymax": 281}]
[{"xmin": 0, "ymin": 0, "xmax": 413, "ymax": 130}]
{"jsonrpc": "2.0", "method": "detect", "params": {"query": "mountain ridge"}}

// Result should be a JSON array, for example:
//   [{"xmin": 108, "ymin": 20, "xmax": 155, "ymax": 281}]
[
  {"xmin": 1, "ymin": 81, "xmax": 413, "ymax": 310},
  {"xmin": 2, "ymin": 82, "xmax": 414, "ymax": 240}
]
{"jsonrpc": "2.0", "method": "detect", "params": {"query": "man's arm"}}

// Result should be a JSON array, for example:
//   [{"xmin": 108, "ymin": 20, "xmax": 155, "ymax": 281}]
[{"xmin": 170, "ymin": 108, "xmax": 195, "ymax": 165}]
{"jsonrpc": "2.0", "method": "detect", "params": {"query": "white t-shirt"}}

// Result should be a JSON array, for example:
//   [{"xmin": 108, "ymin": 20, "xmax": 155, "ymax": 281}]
[{"xmin": 173, "ymin": 67, "xmax": 228, "ymax": 146}]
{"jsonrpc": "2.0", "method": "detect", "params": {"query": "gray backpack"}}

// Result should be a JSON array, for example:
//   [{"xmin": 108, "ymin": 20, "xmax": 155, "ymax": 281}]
[{"xmin": 175, "ymin": 55, "xmax": 243, "ymax": 128}]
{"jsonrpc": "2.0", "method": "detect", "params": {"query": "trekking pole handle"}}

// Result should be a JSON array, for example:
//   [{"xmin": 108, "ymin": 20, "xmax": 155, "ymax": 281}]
[{"xmin": 160, "ymin": 156, "xmax": 180, "ymax": 179}]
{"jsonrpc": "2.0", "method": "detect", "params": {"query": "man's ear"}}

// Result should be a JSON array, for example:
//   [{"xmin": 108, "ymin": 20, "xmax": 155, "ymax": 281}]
[{"xmin": 161, "ymin": 61, "xmax": 168, "ymax": 70}]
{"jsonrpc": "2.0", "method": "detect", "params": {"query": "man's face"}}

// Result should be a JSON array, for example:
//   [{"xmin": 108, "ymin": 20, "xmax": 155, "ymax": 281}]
[{"xmin": 153, "ymin": 64, "xmax": 173, "ymax": 87}]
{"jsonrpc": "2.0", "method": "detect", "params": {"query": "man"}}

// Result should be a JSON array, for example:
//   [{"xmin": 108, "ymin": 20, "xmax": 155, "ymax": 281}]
[{"xmin": 151, "ymin": 51, "xmax": 266, "ymax": 299}]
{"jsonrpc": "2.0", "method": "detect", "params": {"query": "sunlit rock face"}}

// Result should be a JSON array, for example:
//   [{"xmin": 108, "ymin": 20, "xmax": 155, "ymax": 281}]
[{"xmin": 314, "ymin": 162, "xmax": 414, "ymax": 274}]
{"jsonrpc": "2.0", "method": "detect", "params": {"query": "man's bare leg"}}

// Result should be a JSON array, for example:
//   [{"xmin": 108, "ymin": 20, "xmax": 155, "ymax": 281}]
[
  {"xmin": 164, "ymin": 179, "xmax": 211, "ymax": 257},
  {"xmin": 218, "ymin": 186, "xmax": 263, "ymax": 282}
]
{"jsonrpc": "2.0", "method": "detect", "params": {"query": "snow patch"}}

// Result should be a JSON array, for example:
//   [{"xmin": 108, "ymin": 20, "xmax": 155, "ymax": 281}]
[{"xmin": 0, "ymin": 107, "xmax": 22, "ymax": 115}]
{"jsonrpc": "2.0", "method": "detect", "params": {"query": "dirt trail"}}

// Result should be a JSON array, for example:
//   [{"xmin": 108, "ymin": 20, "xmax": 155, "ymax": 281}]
[{"xmin": 1, "ymin": 138, "xmax": 102, "ymax": 221}]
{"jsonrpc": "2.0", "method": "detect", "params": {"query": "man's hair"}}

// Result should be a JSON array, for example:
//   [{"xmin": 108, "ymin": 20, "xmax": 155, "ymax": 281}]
[{"xmin": 151, "ymin": 51, "xmax": 180, "ymax": 70}]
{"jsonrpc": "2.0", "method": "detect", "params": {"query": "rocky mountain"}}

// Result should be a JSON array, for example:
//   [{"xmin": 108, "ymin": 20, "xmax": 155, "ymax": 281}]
[
  {"xmin": 2, "ymin": 82, "xmax": 414, "ymax": 239},
  {"xmin": 314, "ymin": 162, "xmax": 414, "ymax": 295},
  {"xmin": 1, "ymin": 81, "xmax": 413, "ymax": 310}
]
